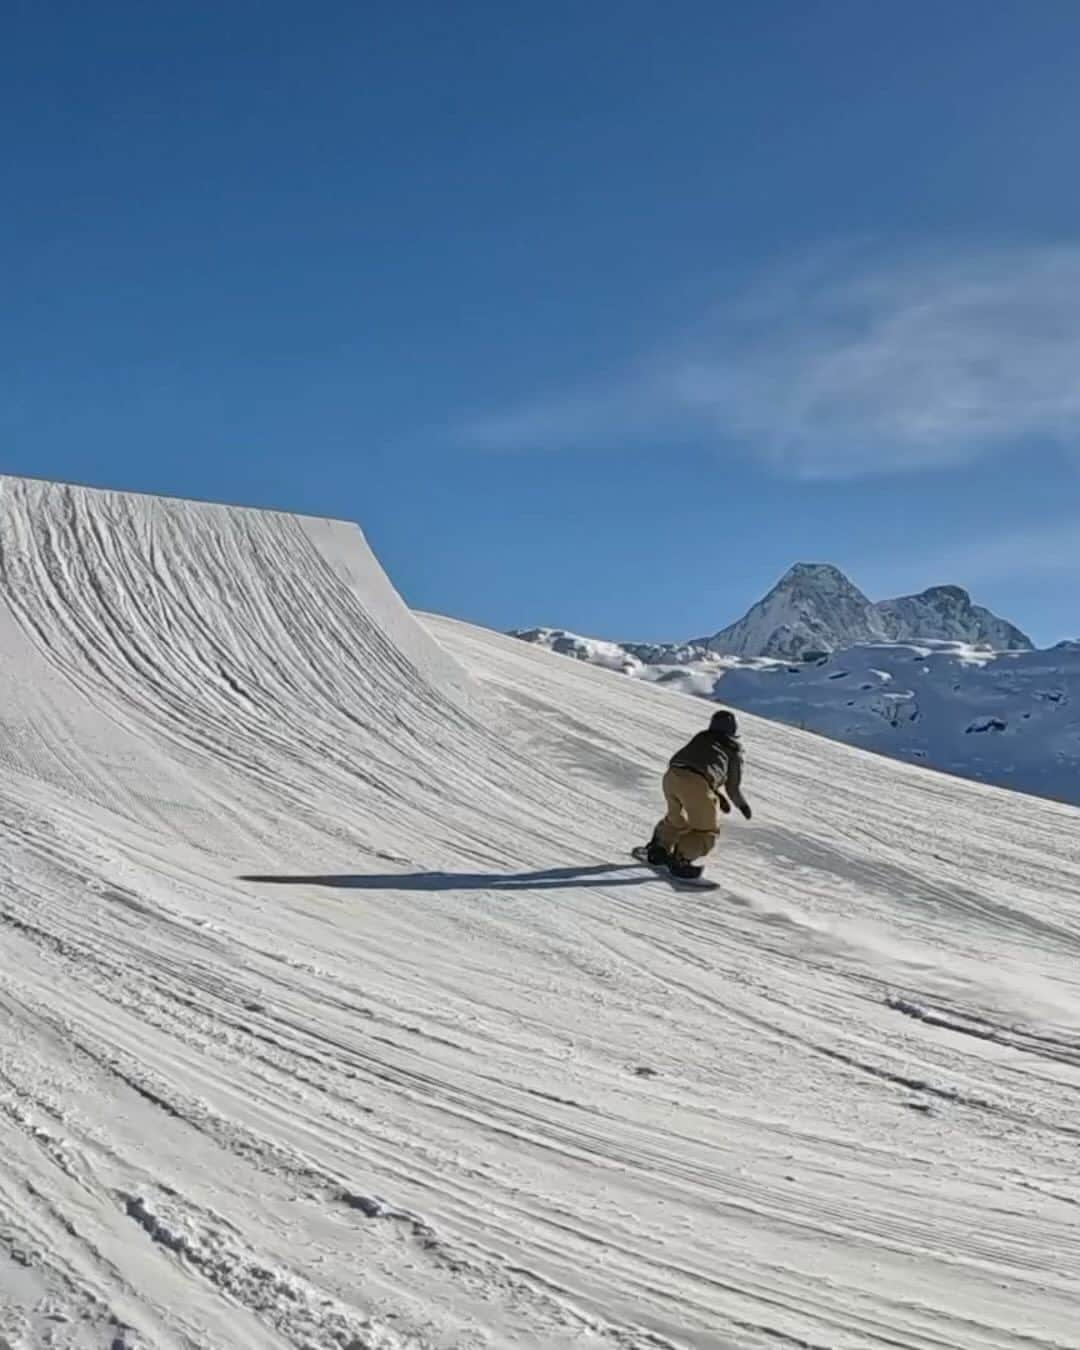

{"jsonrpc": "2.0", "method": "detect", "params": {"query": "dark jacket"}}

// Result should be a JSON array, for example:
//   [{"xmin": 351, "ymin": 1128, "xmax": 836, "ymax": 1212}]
[{"xmin": 669, "ymin": 730, "xmax": 751, "ymax": 818}]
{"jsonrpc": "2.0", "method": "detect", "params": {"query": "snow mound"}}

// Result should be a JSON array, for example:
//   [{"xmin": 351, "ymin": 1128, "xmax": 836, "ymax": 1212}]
[
  {"xmin": 2, "ymin": 476, "xmax": 1080, "ymax": 1348},
  {"xmin": 513, "ymin": 627, "xmax": 644, "ymax": 674}
]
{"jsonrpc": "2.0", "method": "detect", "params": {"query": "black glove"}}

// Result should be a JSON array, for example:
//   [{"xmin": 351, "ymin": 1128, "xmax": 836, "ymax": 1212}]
[
  {"xmin": 739, "ymin": 801, "xmax": 752, "ymax": 821},
  {"xmin": 716, "ymin": 793, "xmax": 732, "ymax": 814}
]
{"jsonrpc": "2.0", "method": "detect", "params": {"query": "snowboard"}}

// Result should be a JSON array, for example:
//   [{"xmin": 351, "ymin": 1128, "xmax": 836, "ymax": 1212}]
[{"xmin": 631, "ymin": 846, "xmax": 718, "ymax": 891}]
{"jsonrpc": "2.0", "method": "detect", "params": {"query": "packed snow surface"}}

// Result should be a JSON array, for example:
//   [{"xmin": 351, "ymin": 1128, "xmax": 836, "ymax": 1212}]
[{"xmin": 2, "ymin": 476, "xmax": 1080, "ymax": 1350}]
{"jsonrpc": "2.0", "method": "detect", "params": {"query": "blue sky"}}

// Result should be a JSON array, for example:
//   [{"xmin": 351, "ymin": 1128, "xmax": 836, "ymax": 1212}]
[{"xmin": 4, "ymin": 1, "xmax": 1078, "ymax": 645}]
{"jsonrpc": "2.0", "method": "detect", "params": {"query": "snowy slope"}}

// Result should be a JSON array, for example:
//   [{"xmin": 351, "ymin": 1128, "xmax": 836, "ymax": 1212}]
[
  {"xmin": 3, "ymin": 476, "xmax": 1080, "ymax": 1350},
  {"xmin": 515, "ymin": 626, "xmax": 1080, "ymax": 807},
  {"xmin": 690, "ymin": 563, "xmax": 1033, "ymax": 659},
  {"xmin": 711, "ymin": 638, "xmax": 1080, "ymax": 799}
]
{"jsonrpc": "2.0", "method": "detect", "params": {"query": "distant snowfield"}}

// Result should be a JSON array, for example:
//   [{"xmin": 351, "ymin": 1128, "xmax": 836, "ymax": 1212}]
[
  {"xmin": 516, "ymin": 627, "xmax": 1080, "ymax": 807},
  {"xmin": 2, "ymin": 476, "xmax": 1080, "ymax": 1350}
]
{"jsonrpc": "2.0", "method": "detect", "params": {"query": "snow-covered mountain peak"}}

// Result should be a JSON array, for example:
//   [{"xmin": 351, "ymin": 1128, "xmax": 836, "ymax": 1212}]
[
  {"xmin": 876, "ymin": 584, "xmax": 1033, "ymax": 651},
  {"xmin": 696, "ymin": 562, "xmax": 883, "ymax": 661},
  {"xmin": 920, "ymin": 584, "xmax": 968, "ymax": 600},
  {"xmin": 765, "ymin": 562, "xmax": 872, "ymax": 608},
  {"xmin": 777, "ymin": 561, "xmax": 854, "ymax": 588},
  {"xmin": 689, "ymin": 563, "xmax": 1033, "ymax": 660}
]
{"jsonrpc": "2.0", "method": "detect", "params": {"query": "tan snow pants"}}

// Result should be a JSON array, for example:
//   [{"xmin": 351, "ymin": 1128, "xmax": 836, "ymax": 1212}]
[{"xmin": 654, "ymin": 767, "xmax": 722, "ymax": 862}]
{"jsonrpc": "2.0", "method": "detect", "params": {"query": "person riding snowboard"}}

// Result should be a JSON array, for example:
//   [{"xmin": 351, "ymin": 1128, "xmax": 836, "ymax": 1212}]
[{"xmin": 644, "ymin": 709, "xmax": 752, "ymax": 880}]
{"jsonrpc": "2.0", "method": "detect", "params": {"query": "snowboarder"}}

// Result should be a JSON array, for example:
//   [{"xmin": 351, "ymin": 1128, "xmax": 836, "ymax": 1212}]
[{"xmin": 642, "ymin": 709, "xmax": 752, "ymax": 881}]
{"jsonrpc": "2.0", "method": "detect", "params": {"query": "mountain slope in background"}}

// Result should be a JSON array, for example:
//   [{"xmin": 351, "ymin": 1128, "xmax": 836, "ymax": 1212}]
[
  {"xmin": 516, "ymin": 626, "xmax": 1080, "ymax": 805},
  {"xmin": 714, "ymin": 638, "xmax": 1080, "ymax": 802},
  {"xmin": 693, "ymin": 562, "xmax": 1033, "ymax": 660},
  {"xmin": 513, "ymin": 566, "xmax": 1072, "ymax": 804}
]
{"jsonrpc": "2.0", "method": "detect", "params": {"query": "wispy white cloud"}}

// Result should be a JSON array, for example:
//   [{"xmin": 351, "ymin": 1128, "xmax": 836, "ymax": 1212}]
[
  {"xmin": 930, "ymin": 520, "xmax": 1080, "ymax": 586},
  {"xmin": 461, "ymin": 383, "xmax": 660, "ymax": 451},
  {"xmin": 460, "ymin": 243, "xmax": 1080, "ymax": 479},
  {"xmin": 851, "ymin": 519, "xmax": 1080, "ymax": 604}
]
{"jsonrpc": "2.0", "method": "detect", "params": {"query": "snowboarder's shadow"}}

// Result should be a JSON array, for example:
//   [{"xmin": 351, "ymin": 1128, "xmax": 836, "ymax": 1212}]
[{"xmin": 240, "ymin": 863, "xmax": 653, "ymax": 892}]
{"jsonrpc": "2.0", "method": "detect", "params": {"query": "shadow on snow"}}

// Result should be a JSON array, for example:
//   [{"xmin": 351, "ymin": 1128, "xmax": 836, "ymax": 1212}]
[{"xmin": 239, "ymin": 863, "xmax": 652, "ymax": 892}]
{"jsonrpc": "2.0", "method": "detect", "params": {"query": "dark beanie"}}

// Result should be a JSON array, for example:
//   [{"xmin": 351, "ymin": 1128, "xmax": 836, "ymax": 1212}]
[{"xmin": 710, "ymin": 709, "xmax": 738, "ymax": 737}]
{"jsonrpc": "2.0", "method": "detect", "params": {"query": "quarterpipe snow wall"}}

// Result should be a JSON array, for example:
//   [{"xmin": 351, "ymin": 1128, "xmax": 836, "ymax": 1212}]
[
  {"xmin": 0, "ymin": 474, "xmax": 486, "ymax": 852},
  {"xmin": 0, "ymin": 473, "xmax": 639, "ymax": 871}
]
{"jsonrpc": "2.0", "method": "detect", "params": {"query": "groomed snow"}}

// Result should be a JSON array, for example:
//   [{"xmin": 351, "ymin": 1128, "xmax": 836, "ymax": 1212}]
[{"xmin": 2, "ymin": 476, "xmax": 1079, "ymax": 1349}]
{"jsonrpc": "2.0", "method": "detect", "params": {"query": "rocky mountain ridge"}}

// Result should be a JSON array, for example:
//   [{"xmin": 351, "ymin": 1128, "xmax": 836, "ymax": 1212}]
[{"xmin": 694, "ymin": 563, "xmax": 1032, "ymax": 661}]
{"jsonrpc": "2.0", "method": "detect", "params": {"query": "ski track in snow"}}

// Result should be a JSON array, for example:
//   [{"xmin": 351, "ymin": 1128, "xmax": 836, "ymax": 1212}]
[{"xmin": 1, "ymin": 476, "xmax": 1079, "ymax": 1349}]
